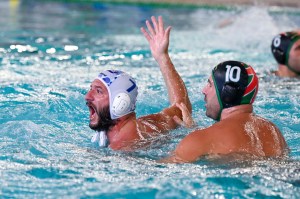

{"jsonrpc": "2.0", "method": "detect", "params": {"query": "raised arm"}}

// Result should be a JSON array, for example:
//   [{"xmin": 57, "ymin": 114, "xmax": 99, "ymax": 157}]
[{"xmin": 141, "ymin": 16, "xmax": 192, "ymax": 118}]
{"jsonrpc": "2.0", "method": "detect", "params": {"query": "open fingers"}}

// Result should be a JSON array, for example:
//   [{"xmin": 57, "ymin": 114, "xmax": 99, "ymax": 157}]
[
  {"xmin": 158, "ymin": 16, "xmax": 164, "ymax": 33},
  {"xmin": 151, "ymin": 16, "xmax": 159, "ymax": 33},
  {"xmin": 175, "ymin": 102, "xmax": 195, "ymax": 128},
  {"xmin": 173, "ymin": 115, "xmax": 184, "ymax": 126},
  {"xmin": 146, "ymin": 19, "xmax": 155, "ymax": 36},
  {"xmin": 140, "ymin": 27, "xmax": 151, "ymax": 42},
  {"xmin": 176, "ymin": 102, "xmax": 189, "ymax": 113},
  {"xmin": 165, "ymin": 26, "xmax": 172, "ymax": 39}
]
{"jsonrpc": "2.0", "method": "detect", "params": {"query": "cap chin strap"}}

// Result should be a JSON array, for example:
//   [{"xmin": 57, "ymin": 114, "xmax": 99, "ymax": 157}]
[
  {"xmin": 285, "ymin": 64, "xmax": 300, "ymax": 76},
  {"xmin": 216, "ymin": 107, "xmax": 222, "ymax": 121},
  {"xmin": 212, "ymin": 75, "xmax": 223, "ymax": 121},
  {"xmin": 91, "ymin": 131, "xmax": 108, "ymax": 147},
  {"xmin": 285, "ymin": 59, "xmax": 300, "ymax": 76}
]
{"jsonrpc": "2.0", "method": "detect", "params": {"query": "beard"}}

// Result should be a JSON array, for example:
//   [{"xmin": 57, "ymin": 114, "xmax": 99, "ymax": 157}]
[
  {"xmin": 89, "ymin": 105, "xmax": 117, "ymax": 132},
  {"xmin": 205, "ymin": 99, "xmax": 221, "ymax": 121}
]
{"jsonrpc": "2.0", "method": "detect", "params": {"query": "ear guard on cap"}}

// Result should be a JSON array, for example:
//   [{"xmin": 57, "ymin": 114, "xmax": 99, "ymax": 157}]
[
  {"xmin": 96, "ymin": 70, "xmax": 138, "ymax": 120},
  {"xmin": 111, "ymin": 92, "xmax": 131, "ymax": 116}
]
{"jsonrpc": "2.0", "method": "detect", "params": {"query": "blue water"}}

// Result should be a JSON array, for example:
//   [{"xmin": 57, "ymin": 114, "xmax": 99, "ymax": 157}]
[{"xmin": 0, "ymin": 0, "xmax": 300, "ymax": 198}]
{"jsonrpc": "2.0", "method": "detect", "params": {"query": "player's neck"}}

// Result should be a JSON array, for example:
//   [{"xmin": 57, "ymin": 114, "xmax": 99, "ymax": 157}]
[
  {"xmin": 220, "ymin": 104, "xmax": 253, "ymax": 120},
  {"xmin": 108, "ymin": 112, "xmax": 136, "ymax": 132}
]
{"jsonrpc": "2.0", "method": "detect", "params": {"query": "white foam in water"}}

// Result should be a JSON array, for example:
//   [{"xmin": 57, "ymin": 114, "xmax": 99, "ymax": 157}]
[{"xmin": 208, "ymin": 7, "xmax": 278, "ymax": 51}]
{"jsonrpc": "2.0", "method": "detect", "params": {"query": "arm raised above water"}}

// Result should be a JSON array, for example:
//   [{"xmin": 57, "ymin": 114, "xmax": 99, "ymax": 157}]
[{"xmin": 140, "ymin": 16, "xmax": 192, "ymax": 131}]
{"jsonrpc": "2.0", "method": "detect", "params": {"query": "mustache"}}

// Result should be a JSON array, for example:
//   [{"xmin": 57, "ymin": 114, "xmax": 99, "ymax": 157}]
[
  {"xmin": 88, "ymin": 104, "xmax": 115, "ymax": 132},
  {"xmin": 86, "ymin": 102, "xmax": 97, "ymax": 111}
]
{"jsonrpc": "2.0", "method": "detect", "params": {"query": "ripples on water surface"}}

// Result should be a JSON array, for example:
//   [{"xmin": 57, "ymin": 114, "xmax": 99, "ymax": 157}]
[{"xmin": 0, "ymin": 0, "xmax": 299, "ymax": 198}]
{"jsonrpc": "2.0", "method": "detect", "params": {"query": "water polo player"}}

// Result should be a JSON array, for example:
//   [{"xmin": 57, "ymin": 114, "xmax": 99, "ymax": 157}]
[
  {"xmin": 271, "ymin": 31, "xmax": 300, "ymax": 77},
  {"xmin": 160, "ymin": 60, "xmax": 288, "ymax": 163},
  {"xmin": 85, "ymin": 16, "xmax": 191, "ymax": 150}
]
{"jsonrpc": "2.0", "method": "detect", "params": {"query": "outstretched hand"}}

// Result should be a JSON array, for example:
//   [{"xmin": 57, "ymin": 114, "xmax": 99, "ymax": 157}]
[
  {"xmin": 140, "ymin": 16, "xmax": 171, "ymax": 62},
  {"xmin": 173, "ymin": 102, "xmax": 196, "ymax": 128}
]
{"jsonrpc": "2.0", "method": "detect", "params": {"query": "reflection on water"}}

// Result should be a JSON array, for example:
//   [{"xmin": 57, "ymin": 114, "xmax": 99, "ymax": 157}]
[{"xmin": 0, "ymin": 0, "xmax": 300, "ymax": 198}]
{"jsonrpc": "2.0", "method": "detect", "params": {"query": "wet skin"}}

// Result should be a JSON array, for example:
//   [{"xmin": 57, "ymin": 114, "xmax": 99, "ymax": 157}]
[{"xmin": 160, "ymin": 76, "xmax": 288, "ymax": 163}]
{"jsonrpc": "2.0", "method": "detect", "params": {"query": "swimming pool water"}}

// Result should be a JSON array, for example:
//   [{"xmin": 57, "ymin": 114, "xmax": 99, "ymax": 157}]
[{"xmin": 0, "ymin": 0, "xmax": 300, "ymax": 198}]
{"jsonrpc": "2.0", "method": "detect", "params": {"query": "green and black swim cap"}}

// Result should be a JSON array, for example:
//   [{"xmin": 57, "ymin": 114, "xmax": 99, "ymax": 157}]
[
  {"xmin": 212, "ymin": 60, "xmax": 259, "ymax": 120},
  {"xmin": 271, "ymin": 31, "xmax": 300, "ymax": 74}
]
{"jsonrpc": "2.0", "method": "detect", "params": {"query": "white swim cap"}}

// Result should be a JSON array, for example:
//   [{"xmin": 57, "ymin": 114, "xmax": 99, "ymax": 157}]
[{"xmin": 96, "ymin": 70, "xmax": 138, "ymax": 120}]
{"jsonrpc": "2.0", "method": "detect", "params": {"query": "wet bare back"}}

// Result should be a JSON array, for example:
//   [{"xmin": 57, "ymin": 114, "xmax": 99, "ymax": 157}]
[{"xmin": 167, "ymin": 112, "xmax": 288, "ymax": 163}]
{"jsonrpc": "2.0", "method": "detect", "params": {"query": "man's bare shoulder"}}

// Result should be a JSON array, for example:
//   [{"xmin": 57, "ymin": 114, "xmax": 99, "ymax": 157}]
[
  {"xmin": 242, "ymin": 114, "xmax": 281, "ymax": 133},
  {"xmin": 183, "ymin": 114, "xmax": 264, "ymax": 146},
  {"xmin": 108, "ymin": 118, "xmax": 139, "ymax": 150},
  {"xmin": 170, "ymin": 112, "xmax": 287, "ymax": 162}
]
